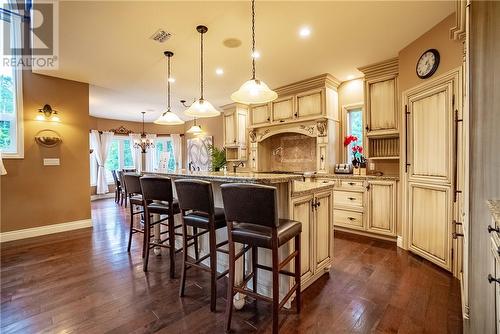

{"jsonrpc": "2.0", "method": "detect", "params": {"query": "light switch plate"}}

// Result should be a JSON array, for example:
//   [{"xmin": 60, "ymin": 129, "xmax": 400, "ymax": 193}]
[
  {"xmin": 43, "ymin": 158, "xmax": 60, "ymax": 166},
  {"xmin": 369, "ymin": 162, "xmax": 375, "ymax": 170}
]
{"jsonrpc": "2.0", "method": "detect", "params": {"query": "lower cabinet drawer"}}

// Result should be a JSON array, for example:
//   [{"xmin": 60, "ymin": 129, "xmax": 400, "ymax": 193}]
[
  {"xmin": 334, "ymin": 210, "xmax": 364, "ymax": 230},
  {"xmin": 334, "ymin": 190, "xmax": 364, "ymax": 208}
]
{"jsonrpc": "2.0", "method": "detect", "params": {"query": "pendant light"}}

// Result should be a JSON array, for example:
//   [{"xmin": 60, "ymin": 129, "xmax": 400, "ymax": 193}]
[
  {"xmin": 155, "ymin": 51, "xmax": 185, "ymax": 125},
  {"xmin": 231, "ymin": 0, "xmax": 277, "ymax": 104},
  {"xmin": 186, "ymin": 117, "xmax": 203, "ymax": 134},
  {"xmin": 184, "ymin": 25, "xmax": 220, "ymax": 118},
  {"xmin": 134, "ymin": 112, "xmax": 155, "ymax": 153}
]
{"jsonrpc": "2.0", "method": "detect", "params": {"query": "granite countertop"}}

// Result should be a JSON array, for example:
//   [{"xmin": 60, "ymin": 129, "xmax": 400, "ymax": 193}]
[
  {"xmin": 488, "ymin": 200, "xmax": 500, "ymax": 223},
  {"xmin": 314, "ymin": 173, "xmax": 400, "ymax": 181},
  {"xmin": 147, "ymin": 170, "xmax": 303, "ymax": 184},
  {"xmin": 292, "ymin": 180, "xmax": 335, "ymax": 197}
]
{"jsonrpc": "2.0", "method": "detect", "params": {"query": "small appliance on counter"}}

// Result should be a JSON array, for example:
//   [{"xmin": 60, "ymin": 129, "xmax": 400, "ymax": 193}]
[{"xmin": 334, "ymin": 163, "xmax": 353, "ymax": 174}]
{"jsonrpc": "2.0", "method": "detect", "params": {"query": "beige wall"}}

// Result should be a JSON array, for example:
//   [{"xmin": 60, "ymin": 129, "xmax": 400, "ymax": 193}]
[
  {"xmin": 1, "ymin": 72, "xmax": 91, "ymax": 233},
  {"xmin": 399, "ymin": 13, "xmax": 463, "ymax": 94}
]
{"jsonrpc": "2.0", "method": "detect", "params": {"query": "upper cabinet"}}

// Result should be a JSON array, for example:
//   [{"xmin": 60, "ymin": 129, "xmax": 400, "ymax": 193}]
[
  {"xmin": 222, "ymin": 104, "xmax": 248, "ymax": 161},
  {"xmin": 249, "ymin": 74, "xmax": 340, "ymax": 128},
  {"xmin": 359, "ymin": 58, "xmax": 399, "ymax": 137}
]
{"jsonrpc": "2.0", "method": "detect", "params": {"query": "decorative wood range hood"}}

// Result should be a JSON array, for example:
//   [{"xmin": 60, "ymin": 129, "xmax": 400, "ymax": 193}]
[{"xmin": 246, "ymin": 74, "xmax": 341, "ymax": 174}]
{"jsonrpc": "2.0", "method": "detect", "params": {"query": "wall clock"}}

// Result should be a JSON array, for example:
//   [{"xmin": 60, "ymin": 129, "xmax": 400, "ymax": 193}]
[{"xmin": 416, "ymin": 49, "xmax": 440, "ymax": 79}]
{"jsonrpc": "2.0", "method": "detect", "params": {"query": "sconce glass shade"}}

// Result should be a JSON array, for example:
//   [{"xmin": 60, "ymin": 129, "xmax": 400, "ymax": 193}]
[
  {"xmin": 184, "ymin": 99, "xmax": 220, "ymax": 118},
  {"xmin": 231, "ymin": 79, "xmax": 277, "ymax": 104},
  {"xmin": 36, "ymin": 104, "xmax": 61, "ymax": 122},
  {"xmin": 154, "ymin": 110, "xmax": 185, "ymax": 125}
]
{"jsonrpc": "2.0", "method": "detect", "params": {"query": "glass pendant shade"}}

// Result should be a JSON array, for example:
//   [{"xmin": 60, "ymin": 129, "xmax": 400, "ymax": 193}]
[
  {"xmin": 154, "ymin": 110, "xmax": 184, "ymax": 125},
  {"xmin": 184, "ymin": 99, "xmax": 220, "ymax": 118},
  {"xmin": 187, "ymin": 124, "xmax": 203, "ymax": 134},
  {"xmin": 231, "ymin": 79, "xmax": 277, "ymax": 104}
]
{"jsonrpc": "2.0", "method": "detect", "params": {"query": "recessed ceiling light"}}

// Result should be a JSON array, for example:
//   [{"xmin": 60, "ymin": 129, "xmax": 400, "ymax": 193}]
[
  {"xmin": 215, "ymin": 68, "xmax": 224, "ymax": 76},
  {"xmin": 347, "ymin": 75, "xmax": 355, "ymax": 80},
  {"xmin": 251, "ymin": 51, "xmax": 260, "ymax": 59},
  {"xmin": 168, "ymin": 77, "xmax": 175, "ymax": 83},
  {"xmin": 299, "ymin": 26, "xmax": 311, "ymax": 38}
]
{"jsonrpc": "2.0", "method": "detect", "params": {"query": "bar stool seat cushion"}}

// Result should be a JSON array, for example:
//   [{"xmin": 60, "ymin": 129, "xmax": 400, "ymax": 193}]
[
  {"xmin": 183, "ymin": 207, "xmax": 226, "ymax": 229},
  {"xmin": 146, "ymin": 199, "xmax": 180, "ymax": 215},
  {"xmin": 231, "ymin": 219, "xmax": 302, "ymax": 248},
  {"xmin": 130, "ymin": 195, "xmax": 143, "ymax": 206}
]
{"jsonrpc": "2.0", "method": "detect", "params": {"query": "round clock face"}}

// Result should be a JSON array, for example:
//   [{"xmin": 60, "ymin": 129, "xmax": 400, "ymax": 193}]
[{"xmin": 416, "ymin": 49, "xmax": 440, "ymax": 79}]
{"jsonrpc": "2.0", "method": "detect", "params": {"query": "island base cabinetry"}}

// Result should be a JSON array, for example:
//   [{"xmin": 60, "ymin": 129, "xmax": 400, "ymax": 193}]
[{"xmin": 291, "ymin": 189, "xmax": 333, "ymax": 291}]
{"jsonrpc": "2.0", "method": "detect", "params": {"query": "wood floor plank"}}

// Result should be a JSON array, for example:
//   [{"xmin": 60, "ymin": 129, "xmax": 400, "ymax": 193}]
[{"xmin": 0, "ymin": 199, "xmax": 463, "ymax": 333}]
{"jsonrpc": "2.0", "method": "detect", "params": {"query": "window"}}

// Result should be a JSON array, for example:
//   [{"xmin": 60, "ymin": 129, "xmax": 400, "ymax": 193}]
[
  {"xmin": 346, "ymin": 107, "xmax": 363, "ymax": 162},
  {"xmin": 155, "ymin": 137, "xmax": 176, "ymax": 171},
  {"xmin": 0, "ymin": 12, "xmax": 23, "ymax": 158},
  {"xmin": 104, "ymin": 137, "xmax": 135, "ymax": 182}
]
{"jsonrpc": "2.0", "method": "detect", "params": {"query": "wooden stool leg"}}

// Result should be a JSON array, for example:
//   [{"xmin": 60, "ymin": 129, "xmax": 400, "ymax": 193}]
[
  {"xmin": 143, "ymin": 215, "xmax": 150, "ymax": 272},
  {"xmin": 141, "ymin": 212, "xmax": 147, "ymax": 258},
  {"xmin": 168, "ymin": 211, "xmax": 176, "ymax": 278},
  {"xmin": 124, "ymin": 191, "xmax": 128, "ymax": 208},
  {"xmin": 225, "ymin": 236, "xmax": 236, "ymax": 332},
  {"xmin": 294, "ymin": 234, "xmax": 301, "ymax": 314},
  {"xmin": 209, "ymin": 227, "xmax": 217, "ymax": 312},
  {"xmin": 127, "ymin": 203, "xmax": 134, "ymax": 252},
  {"xmin": 252, "ymin": 246, "xmax": 258, "ymax": 294},
  {"xmin": 179, "ymin": 220, "xmax": 188, "ymax": 297},
  {"xmin": 272, "ymin": 246, "xmax": 279, "ymax": 334},
  {"xmin": 193, "ymin": 227, "xmax": 200, "ymax": 261}
]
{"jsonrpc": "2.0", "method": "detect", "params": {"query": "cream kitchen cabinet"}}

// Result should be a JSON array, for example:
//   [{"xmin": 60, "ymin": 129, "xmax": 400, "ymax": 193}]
[
  {"xmin": 359, "ymin": 58, "xmax": 399, "ymax": 137},
  {"xmin": 271, "ymin": 96, "xmax": 294, "ymax": 123},
  {"xmin": 366, "ymin": 180, "xmax": 396, "ymax": 236},
  {"xmin": 291, "ymin": 188, "xmax": 333, "ymax": 290},
  {"xmin": 296, "ymin": 89, "xmax": 323, "ymax": 119},
  {"xmin": 222, "ymin": 104, "xmax": 248, "ymax": 161},
  {"xmin": 250, "ymin": 103, "xmax": 271, "ymax": 126},
  {"xmin": 332, "ymin": 177, "xmax": 398, "ymax": 240}
]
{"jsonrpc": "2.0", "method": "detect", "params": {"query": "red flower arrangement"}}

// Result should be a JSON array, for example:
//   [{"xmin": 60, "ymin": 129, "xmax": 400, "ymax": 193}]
[{"xmin": 344, "ymin": 135, "xmax": 365, "ymax": 166}]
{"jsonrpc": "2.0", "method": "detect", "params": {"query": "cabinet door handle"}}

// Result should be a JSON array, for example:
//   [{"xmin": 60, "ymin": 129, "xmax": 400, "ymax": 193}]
[
  {"xmin": 488, "ymin": 225, "xmax": 500, "ymax": 234},
  {"xmin": 365, "ymin": 124, "xmax": 370, "ymax": 132},
  {"xmin": 348, "ymin": 182, "xmax": 355, "ymax": 186},
  {"xmin": 452, "ymin": 220, "xmax": 464, "ymax": 239},
  {"xmin": 348, "ymin": 197, "xmax": 356, "ymax": 201},
  {"xmin": 453, "ymin": 109, "xmax": 463, "ymax": 203},
  {"xmin": 488, "ymin": 274, "xmax": 500, "ymax": 284},
  {"xmin": 405, "ymin": 105, "xmax": 411, "ymax": 173},
  {"xmin": 267, "ymin": 117, "xmax": 270, "ymax": 122},
  {"xmin": 294, "ymin": 112, "xmax": 298, "ymax": 118},
  {"xmin": 279, "ymin": 120, "xmax": 285, "ymax": 123},
  {"xmin": 347, "ymin": 217, "xmax": 356, "ymax": 221}
]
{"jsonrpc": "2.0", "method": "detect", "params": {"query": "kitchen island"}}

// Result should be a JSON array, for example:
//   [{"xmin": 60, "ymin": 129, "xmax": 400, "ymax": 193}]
[{"xmin": 146, "ymin": 170, "xmax": 334, "ymax": 307}]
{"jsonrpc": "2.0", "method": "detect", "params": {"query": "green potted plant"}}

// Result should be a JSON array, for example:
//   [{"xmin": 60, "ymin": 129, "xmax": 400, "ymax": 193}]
[{"xmin": 208, "ymin": 145, "xmax": 226, "ymax": 172}]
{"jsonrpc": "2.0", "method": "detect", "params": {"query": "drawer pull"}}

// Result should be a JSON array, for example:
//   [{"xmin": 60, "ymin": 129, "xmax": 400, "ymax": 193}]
[
  {"xmin": 347, "ymin": 217, "xmax": 356, "ymax": 221},
  {"xmin": 348, "ymin": 197, "xmax": 356, "ymax": 201},
  {"xmin": 488, "ymin": 274, "xmax": 500, "ymax": 284},
  {"xmin": 348, "ymin": 182, "xmax": 355, "ymax": 186},
  {"xmin": 488, "ymin": 225, "xmax": 500, "ymax": 234}
]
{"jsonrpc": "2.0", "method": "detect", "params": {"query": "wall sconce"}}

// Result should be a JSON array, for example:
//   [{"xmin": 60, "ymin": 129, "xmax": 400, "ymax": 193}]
[
  {"xmin": 35, "ymin": 129, "xmax": 62, "ymax": 147},
  {"xmin": 36, "ymin": 104, "xmax": 60, "ymax": 122}
]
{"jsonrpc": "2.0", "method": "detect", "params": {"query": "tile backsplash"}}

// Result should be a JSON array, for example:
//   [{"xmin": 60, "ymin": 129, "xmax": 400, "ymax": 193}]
[{"xmin": 268, "ymin": 133, "xmax": 316, "ymax": 172}]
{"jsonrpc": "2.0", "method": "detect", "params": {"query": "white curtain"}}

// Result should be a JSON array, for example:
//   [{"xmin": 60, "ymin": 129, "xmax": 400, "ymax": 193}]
[
  {"xmin": 145, "ymin": 134, "xmax": 157, "ymax": 172},
  {"xmin": 171, "ymin": 134, "xmax": 182, "ymax": 170},
  {"xmin": 129, "ymin": 133, "xmax": 142, "ymax": 172},
  {"xmin": 90, "ymin": 130, "xmax": 114, "ymax": 194}
]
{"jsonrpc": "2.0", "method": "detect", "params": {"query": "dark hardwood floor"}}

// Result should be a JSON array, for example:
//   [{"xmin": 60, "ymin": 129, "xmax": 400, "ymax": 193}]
[{"xmin": 1, "ymin": 199, "xmax": 462, "ymax": 333}]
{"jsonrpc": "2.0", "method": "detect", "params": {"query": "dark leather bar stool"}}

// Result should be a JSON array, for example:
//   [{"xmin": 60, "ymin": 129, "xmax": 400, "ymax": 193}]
[
  {"xmin": 221, "ymin": 183, "xmax": 302, "ymax": 334},
  {"xmin": 175, "ymin": 179, "xmax": 229, "ymax": 312},
  {"xmin": 123, "ymin": 173, "xmax": 145, "ymax": 256},
  {"xmin": 111, "ymin": 170, "xmax": 121, "ymax": 204},
  {"xmin": 140, "ymin": 176, "xmax": 181, "ymax": 277},
  {"xmin": 118, "ymin": 170, "xmax": 127, "ymax": 207}
]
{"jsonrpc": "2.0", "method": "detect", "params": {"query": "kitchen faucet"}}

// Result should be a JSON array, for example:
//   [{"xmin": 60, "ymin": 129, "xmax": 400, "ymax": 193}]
[{"xmin": 232, "ymin": 161, "xmax": 244, "ymax": 173}]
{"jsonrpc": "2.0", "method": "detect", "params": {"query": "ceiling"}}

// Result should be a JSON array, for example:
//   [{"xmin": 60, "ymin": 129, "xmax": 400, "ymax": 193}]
[{"xmin": 35, "ymin": 1, "xmax": 455, "ymax": 122}]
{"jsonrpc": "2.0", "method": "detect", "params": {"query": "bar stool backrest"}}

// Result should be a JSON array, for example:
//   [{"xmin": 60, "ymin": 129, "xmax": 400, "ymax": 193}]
[
  {"xmin": 221, "ymin": 183, "xmax": 279, "ymax": 228},
  {"xmin": 140, "ymin": 176, "xmax": 174, "ymax": 203},
  {"xmin": 123, "ymin": 173, "xmax": 142, "ymax": 196},
  {"xmin": 175, "ymin": 179, "xmax": 214, "ymax": 215},
  {"xmin": 112, "ymin": 170, "xmax": 120, "ymax": 187}
]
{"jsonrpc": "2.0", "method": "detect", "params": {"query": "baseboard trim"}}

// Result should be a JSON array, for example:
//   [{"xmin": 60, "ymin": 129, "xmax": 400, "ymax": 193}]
[
  {"xmin": 397, "ymin": 236, "xmax": 404, "ymax": 249},
  {"xmin": 334, "ymin": 226, "xmax": 397, "ymax": 242},
  {"xmin": 91, "ymin": 193, "xmax": 115, "ymax": 201},
  {"xmin": 0, "ymin": 219, "xmax": 93, "ymax": 243}
]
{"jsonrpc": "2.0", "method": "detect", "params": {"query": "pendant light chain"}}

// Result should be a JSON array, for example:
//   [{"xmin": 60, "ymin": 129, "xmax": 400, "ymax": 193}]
[
  {"xmin": 200, "ymin": 31, "xmax": 204, "ymax": 100},
  {"xmin": 167, "ymin": 54, "xmax": 171, "ymax": 111},
  {"xmin": 251, "ymin": 0, "xmax": 256, "ymax": 80}
]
